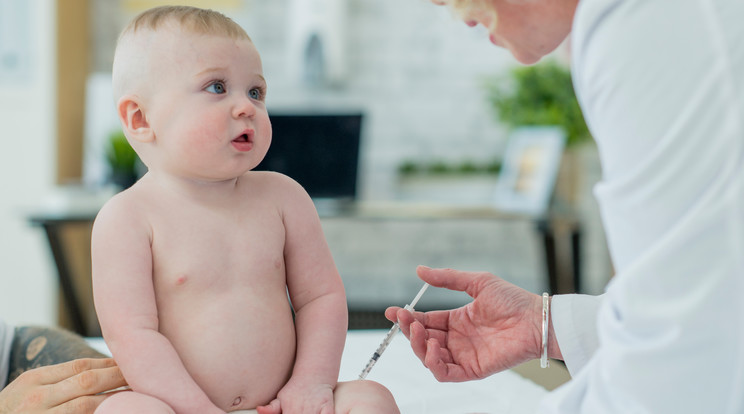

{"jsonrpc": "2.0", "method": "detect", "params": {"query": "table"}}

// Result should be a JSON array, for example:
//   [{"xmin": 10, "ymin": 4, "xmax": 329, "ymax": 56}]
[{"xmin": 28, "ymin": 210, "xmax": 100, "ymax": 336}]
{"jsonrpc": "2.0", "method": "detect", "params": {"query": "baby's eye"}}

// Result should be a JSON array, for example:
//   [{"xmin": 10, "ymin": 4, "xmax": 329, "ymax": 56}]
[
  {"xmin": 206, "ymin": 81, "xmax": 227, "ymax": 94},
  {"xmin": 249, "ymin": 88, "xmax": 263, "ymax": 100}
]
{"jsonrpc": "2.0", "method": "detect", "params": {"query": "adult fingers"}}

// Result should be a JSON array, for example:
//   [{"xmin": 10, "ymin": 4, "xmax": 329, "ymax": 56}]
[
  {"xmin": 390, "ymin": 307, "xmax": 450, "ymax": 347},
  {"xmin": 49, "ymin": 393, "xmax": 111, "ymax": 414},
  {"xmin": 407, "ymin": 320, "xmax": 430, "ymax": 364},
  {"xmin": 47, "ymin": 365, "xmax": 126, "ymax": 408},
  {"xmin": 398, "ymin": 307, "xmax": 451, "ymax": 332},
  {"xmin": 384, "ymin": 307, "xmax": 402, "ymax": 324},
  {"xmin": 384, "ymin": 310, "xmax": 429, "ymax": 364},
  {"xmin": 25, "ymin": 358, "xmax": 117, "ymax": 386},
  {"xmin": 424, "ymin": 338, "xmax": 465, "ymax": 383},
  {"xmin": 382, "ymin": 307, "xmax": 418, "ymax": 338},
  {"xmin": 416, "ymin": 266, "xmax": 490, "ymax": 298}
]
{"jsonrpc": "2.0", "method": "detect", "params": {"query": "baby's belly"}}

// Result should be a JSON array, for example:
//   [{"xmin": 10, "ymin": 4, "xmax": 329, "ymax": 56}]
[{"xmin": 157, "ymin": 288, "xmax": 296, "ymax": 411}]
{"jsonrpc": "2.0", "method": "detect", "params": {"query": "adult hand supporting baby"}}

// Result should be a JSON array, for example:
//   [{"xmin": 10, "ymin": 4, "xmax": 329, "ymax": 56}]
[
  {"xmin": 0, "ymin": 358, "xmax": 126, "ymax": 414},
  {"xmin": 385, "ymin": 266, "xmax": 561, "ymax": 382}
]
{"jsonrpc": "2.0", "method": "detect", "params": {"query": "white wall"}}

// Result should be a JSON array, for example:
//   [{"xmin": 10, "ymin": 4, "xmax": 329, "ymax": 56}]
[
  {"xmin": 0, "ymin": 0, "xmax": 58, "ymax": 326},
  {"xmin": 238, "ymin": 0, "xmax": 517, "ymax": 200}
]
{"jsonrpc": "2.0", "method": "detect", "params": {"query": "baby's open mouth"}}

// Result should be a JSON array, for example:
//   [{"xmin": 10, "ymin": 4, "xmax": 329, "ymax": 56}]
[{"xmin": 231, "ymin": 132, "xmax": 253, "ymax": 152}]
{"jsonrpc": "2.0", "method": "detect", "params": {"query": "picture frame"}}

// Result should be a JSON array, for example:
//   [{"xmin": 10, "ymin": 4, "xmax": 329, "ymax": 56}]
[{"xmin": 493, "ymin": 126, "xmax": 566, "ymax": 217}]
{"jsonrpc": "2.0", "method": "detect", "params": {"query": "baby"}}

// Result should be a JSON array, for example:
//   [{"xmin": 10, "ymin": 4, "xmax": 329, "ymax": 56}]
[{"xmin": 91, "ymin": 6, "xmax": 398, "ymax": 414}]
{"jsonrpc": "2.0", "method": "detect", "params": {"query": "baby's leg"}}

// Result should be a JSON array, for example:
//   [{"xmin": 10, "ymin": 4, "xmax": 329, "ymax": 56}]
[
  {"xmin": 96, "ymin": 390, "xmax": 175, "ymax": 414},
  {"xmin": 333, "ymin": 380, "xmax": 400, "ymax": 414}
]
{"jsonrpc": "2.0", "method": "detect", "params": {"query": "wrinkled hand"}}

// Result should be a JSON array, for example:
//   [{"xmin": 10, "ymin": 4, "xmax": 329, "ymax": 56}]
[
  {"xmin": 0, "ymin": 358, "xmax": 126, "ymax": 414},
  {"xmin": 256, "ymin": 378, "xmax": 334, "ymax": 414},
  {"xmin": 385, "ymin": 266, "xmax": 543, "ymax": 383}
]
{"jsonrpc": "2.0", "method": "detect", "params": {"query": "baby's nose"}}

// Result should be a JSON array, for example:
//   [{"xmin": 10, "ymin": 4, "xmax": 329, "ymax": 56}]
[{"xmin": 232, "ymin": 96, "xmax": 256, "ymax": 118}]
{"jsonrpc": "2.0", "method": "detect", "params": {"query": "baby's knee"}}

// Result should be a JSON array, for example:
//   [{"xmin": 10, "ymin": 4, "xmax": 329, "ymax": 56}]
[
  {"xmin": 96, "ymin": 391, "xmax": 175, "ymax": 414},
  {"xmin": 334, "ymin": 380, "xmax": 399, "ymax": 414}
]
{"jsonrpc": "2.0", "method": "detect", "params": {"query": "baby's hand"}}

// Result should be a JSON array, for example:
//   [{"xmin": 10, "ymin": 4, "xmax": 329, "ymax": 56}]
[{"xmin": 256, "ymin": 378, "xmax": 334, "ymax": 414}]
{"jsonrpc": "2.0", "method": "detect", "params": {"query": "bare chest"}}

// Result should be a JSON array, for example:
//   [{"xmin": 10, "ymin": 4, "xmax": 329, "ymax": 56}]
[{"xmin": 149, "ymin": 207, "xmax": 287, "ymax": 293}]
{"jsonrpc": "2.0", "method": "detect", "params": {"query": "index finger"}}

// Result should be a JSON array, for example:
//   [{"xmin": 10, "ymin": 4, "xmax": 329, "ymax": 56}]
[
  {"xmin": 416, "ymin": 266, "xmax": 490, "ymax": 298},
  {"xmin": 384, "ymin": 306, "xmax": 451, "ymax": 337},
  {"xmin": 33, "ymin": 358, "xmax": 117, "ymax": 386},
  {"xmin": 48, "ymin": 364, "xmax": 126, "ymax": 407}
]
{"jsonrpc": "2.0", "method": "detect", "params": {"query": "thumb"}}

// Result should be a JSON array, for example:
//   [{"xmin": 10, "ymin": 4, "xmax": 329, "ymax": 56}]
[
  {"xmin": 320, "ymin": 401, "xmax": 335, "ymax": 414},
  {"xmin": 256, "ymin": 399, "xmax": 281, "ymax": 414},
  {"xmin": 416, "ymin": 265, "xmax": 489, "ymax": 298}
]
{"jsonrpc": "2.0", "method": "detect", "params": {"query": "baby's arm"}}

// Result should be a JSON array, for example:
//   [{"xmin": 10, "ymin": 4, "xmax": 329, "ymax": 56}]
[
  {"xmin": 92, "ymin": 197, "xmax": 223, "ymax": 414},
  {"xmin": 259, "ymin": 175, "xmax": 348, "ymax": 413}
]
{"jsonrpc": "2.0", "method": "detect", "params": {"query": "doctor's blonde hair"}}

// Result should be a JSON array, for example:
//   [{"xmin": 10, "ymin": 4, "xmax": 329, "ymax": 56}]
[{"xmin": 443, "ymin": 0, "xmax": 499, "ymax": 30}]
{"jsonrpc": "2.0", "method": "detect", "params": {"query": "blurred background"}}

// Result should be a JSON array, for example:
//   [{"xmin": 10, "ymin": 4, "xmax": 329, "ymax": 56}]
[{"xmin": 0, "ymin": 0, "xmax": 611, "ymax": 335}]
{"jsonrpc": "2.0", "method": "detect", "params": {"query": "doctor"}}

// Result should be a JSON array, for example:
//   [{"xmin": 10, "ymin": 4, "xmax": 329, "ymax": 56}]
[{"xmin": 386, "ymin": 0, "xmax": 744, "ymax": 412}]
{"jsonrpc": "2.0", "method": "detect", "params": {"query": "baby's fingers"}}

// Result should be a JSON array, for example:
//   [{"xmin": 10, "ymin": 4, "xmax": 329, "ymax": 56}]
[
  {"xmin": 256, "ymin": 399, "xmax": 281, "ymax": 414},
  {"xmin": 319, "ymin": 401, "xmax": 334, "ymax": 414}
]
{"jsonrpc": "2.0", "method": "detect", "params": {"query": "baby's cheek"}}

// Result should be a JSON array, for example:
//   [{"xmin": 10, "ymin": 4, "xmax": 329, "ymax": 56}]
[{"xmin": 186, "ymin": 126, "xmax": 222, "ymax": 153}]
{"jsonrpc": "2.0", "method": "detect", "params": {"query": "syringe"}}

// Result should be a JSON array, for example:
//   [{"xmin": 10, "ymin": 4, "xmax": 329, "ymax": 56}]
[{"xmin": 359, "ymin": 282, "xmax": 429, "ymax": 380}]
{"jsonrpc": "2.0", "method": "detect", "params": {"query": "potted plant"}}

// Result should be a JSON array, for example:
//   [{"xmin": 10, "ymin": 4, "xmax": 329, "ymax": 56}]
[
  {"xmin": 485, "ymin": 59, "xmax": 590, "ymax": 205},
  {"xmin": 485, "ymin": 59, "xmax": 588, "ymax": 146},
  {"xmin": 105, "ymin": 129, "xmax": 140, "ymax": 190}
]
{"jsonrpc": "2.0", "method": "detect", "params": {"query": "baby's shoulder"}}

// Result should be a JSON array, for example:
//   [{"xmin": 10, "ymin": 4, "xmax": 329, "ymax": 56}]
[
  {"xmin": 241, "ymin": 170, "xmax": 307, "ymax": 197},
  {"xmin": 241, "ymin": 171, "xmax": 317, "ymax": 219},
  {"xmin": 93, "ymin": 186, "xmax": 150, "ymax": 231}
]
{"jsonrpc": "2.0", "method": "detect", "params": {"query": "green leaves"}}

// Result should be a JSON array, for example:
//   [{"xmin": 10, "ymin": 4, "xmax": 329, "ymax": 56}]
[
  {"xmin": 105, "ymin": 130, "xmax": 138, "ymax": 173},
  {"xmin": 486, "ymin": 60, "xmax": 589, "ymax": 147}
]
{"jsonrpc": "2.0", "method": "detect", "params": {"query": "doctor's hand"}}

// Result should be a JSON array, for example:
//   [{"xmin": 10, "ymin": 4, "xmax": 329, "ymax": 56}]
[
  {"xmin": 0, "ymin": 358, "xmax": 126, "ymax": 414},
  {"xmin": 385, "ymin": 266, "xmax": 557, "ymax": 383}
]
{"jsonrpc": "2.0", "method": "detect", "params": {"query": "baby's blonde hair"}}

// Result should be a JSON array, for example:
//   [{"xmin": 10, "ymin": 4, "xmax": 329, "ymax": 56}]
[
  {"xmin": 112, "ymin": 6, "xmax": 251, "ymax": 101},
  {"xmin": 119, "ymin": 5, "xmax": 250, "ymax": 42}
]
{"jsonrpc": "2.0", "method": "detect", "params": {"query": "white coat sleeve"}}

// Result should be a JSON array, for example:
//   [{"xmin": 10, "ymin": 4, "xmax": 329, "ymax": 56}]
[
  {"xmin": 550, "ymin": 294, "xmax": 603, "ymax": 375},
  {"xmin": 540, "ymin": 0, "xmax": 744, "ymax": 412}
]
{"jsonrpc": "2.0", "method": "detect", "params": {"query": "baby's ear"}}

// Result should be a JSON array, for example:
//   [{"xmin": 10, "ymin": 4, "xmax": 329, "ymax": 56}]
[{"xmin": 117, "ymin": 95, "xmax": 154, "ymax": 143}]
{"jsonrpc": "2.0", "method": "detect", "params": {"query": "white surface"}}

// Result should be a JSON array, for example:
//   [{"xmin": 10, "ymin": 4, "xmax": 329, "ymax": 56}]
[
  {"xmin": 89, "ymin": 330, "xmax": 547, "ymax": 413},
  {"xmin": 341, "ymin": 331, "xmax": 547, "ymax": 414}
]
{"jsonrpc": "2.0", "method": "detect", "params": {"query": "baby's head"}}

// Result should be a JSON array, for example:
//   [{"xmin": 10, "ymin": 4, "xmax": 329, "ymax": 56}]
[
  {"xmin": 112, "ymin": 6, "xmax": 271, "ymax": 181},
  {"xmin": 113, "ymin": 6, "xmax": 250, "ymax": 95}
]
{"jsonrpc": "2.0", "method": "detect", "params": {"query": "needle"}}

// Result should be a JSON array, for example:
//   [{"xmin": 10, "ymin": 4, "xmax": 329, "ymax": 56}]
[{"xmin": 358, "ymin": 283, "xmax": 430, "ymax": 379}]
